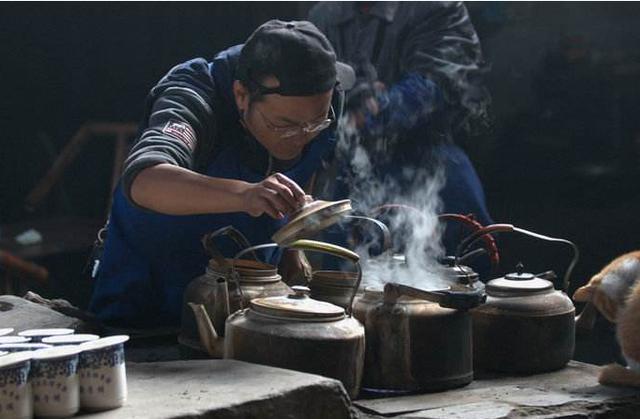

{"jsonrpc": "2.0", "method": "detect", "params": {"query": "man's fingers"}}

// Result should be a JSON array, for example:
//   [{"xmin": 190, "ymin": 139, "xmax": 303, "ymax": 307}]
[
  {"xmin": 274, "ymin": 173, "xmax": 306, "ymax": 203},
  {"xmin": 264, "ymin": 178, "xmax": 299, "ymax": 211},
  {"xmin": 261, "ymin": 189, "xmax": 292, "ymax": 218}
]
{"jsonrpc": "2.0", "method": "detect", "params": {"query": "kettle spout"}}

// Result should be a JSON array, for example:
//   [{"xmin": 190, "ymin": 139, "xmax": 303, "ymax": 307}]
[{"xmin": 188, "ymin": 302, "xmax": 225, "ymax": 358}]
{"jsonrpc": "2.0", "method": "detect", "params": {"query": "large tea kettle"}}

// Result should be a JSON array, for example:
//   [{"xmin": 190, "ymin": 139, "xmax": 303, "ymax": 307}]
[
  {"xmin": 353, "ymin": 279, "xmax": 485, "ymax": 393},
  {"xmin": 467, "ymin": 224, "xmax": 581, "ymax": 373},
  {"xmin": 190, "ymin": 239, "xmax": 365, "ymax": 398}
]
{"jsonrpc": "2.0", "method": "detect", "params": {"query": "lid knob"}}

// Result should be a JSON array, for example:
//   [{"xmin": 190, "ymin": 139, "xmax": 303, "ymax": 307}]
[
  {"xmin": 505, "ymin": 262, "xmax": 536, "ymax": 281},
  {"xmin": 290, "ymin": 285, "xmax": 311, "ymax": 299}
]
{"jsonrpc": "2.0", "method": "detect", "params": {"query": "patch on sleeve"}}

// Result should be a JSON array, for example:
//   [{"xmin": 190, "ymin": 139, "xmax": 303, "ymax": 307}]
[{"xmin": 162, "ymin": 120, "xmax": 197, "ymax": 150}]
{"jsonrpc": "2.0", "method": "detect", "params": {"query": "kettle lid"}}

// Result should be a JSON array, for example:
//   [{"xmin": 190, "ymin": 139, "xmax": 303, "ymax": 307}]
[
  {"xmin": 250, "ymin": 286, "xmax": 345, "ymax": 321},
  {"xmin": 440, "ymin": 256, "xmax": 479, "ymax": 284},
  {"xmin": 486, "ymin": 263, "xmax": 553, "ymax": 296},
  {"xmin": 271, "ymin": 199, "xmax": 351, "ymax": 245}
]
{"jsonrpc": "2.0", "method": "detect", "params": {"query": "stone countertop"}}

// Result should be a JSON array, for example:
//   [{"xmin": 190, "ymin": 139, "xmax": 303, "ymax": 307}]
[
  {"xmin": 78, "ymin": 359, "xmax": 355, "ymax": 419},
  {"xmin": 354, "ymin": 361, "xmax": 640, "ymax": 419}
]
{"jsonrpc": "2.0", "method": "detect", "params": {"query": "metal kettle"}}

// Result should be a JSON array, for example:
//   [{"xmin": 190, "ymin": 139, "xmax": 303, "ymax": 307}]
[
  {"xmin": 468, "ymin": 225, "xmax": 581, "ymax": 374},
  {"xmin": 179, "ymin": 226, "xmax": 291, "ymax": 356},
  {"xmin": 191, "ymin": 239, "xmax": 365, "ymax": 398}
]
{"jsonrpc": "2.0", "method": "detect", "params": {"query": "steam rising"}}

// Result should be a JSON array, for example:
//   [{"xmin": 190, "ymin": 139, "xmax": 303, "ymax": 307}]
[{"xmin": 333, "ymin": 118, "xmax": 454, "ymax": 291}]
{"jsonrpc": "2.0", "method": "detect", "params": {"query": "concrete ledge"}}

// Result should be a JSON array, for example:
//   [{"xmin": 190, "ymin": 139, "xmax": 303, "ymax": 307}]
[
  {"xmin": 82, "ymin": 359, "xmax": 355, "ymax": 419},
  {"xmin": 355, "ymin": 361, "xmax": 640, "ymax": 419}
]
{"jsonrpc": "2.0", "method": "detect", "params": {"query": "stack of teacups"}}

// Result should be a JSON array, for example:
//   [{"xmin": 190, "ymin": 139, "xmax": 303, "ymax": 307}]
[
  {"xmin": 0, "ymin": 329, "xmax": 129, "ymax": 419},
  {"xmin": 0, "ymin": 331, "xmax": 130, "ymax": 417}
]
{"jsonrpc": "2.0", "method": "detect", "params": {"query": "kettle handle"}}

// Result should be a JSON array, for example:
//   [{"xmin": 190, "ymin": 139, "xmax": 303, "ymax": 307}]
[
  {"xmin": 202, "ymin": 226, "xmax": 259, "ymax": 269},
  {"xmin": 457, "ymin": 224, "xmax": 580, "ymax": 293},
  {"xmin": 286, "ymin": 239, "xmax": 361, "ymax": 316},
  {"xmin": 345, "ymin": 215, "xmax": 393, "ymax": 256},
  {"xmin": 232, "ymin": 240, "xmax": 362, "ymax": 316},
  {"xmin": 439, "ymin": 213, "xmax": 500, "ymax": 269}
]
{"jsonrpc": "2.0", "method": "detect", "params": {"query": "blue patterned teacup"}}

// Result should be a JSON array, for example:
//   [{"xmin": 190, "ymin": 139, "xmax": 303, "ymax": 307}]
[
  {"xmin": 30, "ymin": 346, "xmax": 81, "ymax": 418},
  {"xmin": 0, "ymin": 352, "xmax": 33, "ymax": 419},
  {"xmin": 78, "ymin": 336, "xmax": 129, "ymax": 411}
]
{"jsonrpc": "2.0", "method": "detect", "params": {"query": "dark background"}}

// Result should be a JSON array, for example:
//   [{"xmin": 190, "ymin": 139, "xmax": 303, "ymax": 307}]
[{"xmin": 1, "ymin": 2, "xmax": 639, "ymax": 364}]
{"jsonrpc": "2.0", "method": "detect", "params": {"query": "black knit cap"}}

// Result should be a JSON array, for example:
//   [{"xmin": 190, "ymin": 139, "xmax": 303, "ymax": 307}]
[{"xmin": 237, "ymin": 20, "xmax": 355, "ymax": 96}]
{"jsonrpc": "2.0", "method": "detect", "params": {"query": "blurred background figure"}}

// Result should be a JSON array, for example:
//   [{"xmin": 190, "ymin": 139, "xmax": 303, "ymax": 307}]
[{"xmin": 309, "ymin": 1, "xmax": 493, "ymax": 269}]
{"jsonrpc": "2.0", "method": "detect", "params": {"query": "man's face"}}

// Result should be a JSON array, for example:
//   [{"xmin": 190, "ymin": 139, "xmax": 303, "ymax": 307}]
[{"xmin": 233, "ymin": 78, "xmax": 333, "ymax": 161}]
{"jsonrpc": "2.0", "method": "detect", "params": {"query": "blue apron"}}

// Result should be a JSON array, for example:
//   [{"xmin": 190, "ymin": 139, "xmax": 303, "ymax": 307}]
[{"xmin": 89, "ymin": 132, "xmax": 333, "ymax": 328}]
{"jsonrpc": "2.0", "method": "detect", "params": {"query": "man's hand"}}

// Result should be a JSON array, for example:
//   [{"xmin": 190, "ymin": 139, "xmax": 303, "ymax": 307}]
[
  {"xmin": 346, "ymin": 81, "xmax": 386, "ymax": 130},
  {"xmin": 243, "ymin": 172, "xmax": 309, "ymax": 219},
  {"xmin": 279, "ymin": 249, "xmax": 312, "ymax": 286}
]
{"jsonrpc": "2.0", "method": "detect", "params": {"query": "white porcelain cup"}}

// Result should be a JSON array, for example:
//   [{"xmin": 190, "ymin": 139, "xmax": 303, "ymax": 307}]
[
  {"xmin": 0, "ymin": 337, "xmax": 31, "ymax": 345},
  {"xmin": 30, "ymin": 346, "xmax": 81, "ymax": 418},
  {"xmin": 0, "ymin": 344, "xmax": 52, "ymax": 354},
  {"xmin": 0, "ymin": 329, "xmax": 14, "ymax": 337},
  {"xmin": 42, "ymin": 335, "xmax": 99, "ymax": 347},
  {"xmin": 0, "ymin": 351, "xmax": 33, "ymax": 419},
  {"xmin": 78, "ymin": 336, "xmax": 129, "ymax": 411},
  {"xmin": 18, "ymin": 329, "xmax": 74, "ymax": 344}
]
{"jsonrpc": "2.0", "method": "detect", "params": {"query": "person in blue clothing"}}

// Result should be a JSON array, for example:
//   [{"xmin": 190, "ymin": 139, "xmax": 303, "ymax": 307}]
[
  {"xmin": 89, "ymin": 20, "xmax": 355, "ymax": 329},
  {"xmin": 308, "ymin": 2, "xmax": 494, "ymax": 267}
]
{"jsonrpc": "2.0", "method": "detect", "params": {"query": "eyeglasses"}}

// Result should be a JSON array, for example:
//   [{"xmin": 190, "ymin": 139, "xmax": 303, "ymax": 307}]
[{"xmin": 256, "ymin": 105, "xmax": 336, "ymax": 139}]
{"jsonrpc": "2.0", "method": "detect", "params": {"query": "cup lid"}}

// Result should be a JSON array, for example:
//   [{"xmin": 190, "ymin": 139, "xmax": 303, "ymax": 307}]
[
  {"xmin": 18, "ymin": 328, "xmax": 74, "ymax": 338},
  {"xmin": 0, "ymin": 351, "xmax": 33, "ymax": 369},
  {"xmin": 79, "ymin": 335, "xmax": 129, "ymax": 352},
  {"xmin": 0, "ymin": 343, "xmax": 52, "ymax": 352},
  {"xmin": 0, "ymin": 336, "xmax": 31, "ymax": 344},
  {"xmin": 250, "ymin": 286, "xmax": 345, "ymax": 321},
  {"xmin": 32, "ymin": 345, "xmax": 81, "ymax": 360},
  {"xmin": 42, "ymin": 334, "xmax": 100, "ymax": 345},
  {"xmin": 0, "ymin": 328, "xmax": 14, "ymax": 336},
  {"xmin": 271, "ymin": 199, "xmax": 351, "ymax": 245}
]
